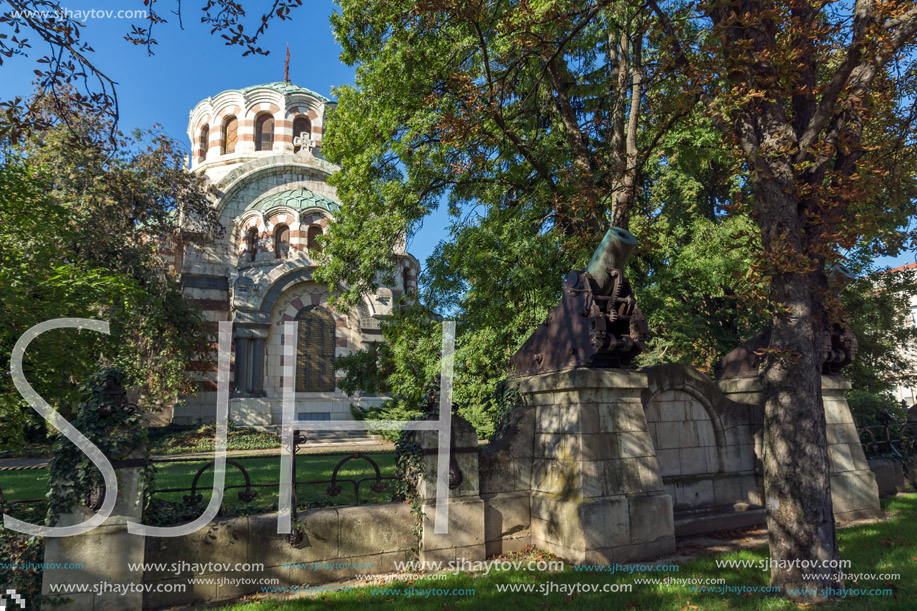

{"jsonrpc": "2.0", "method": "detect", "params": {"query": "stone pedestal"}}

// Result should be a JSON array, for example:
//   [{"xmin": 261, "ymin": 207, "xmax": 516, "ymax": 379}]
[
  {"xmin": 42, "ymin": 465, "xmax": 147, "ymax": 611},
  {"xmin": 822, "ymin": 376, "xmax": 881, "ymax": 520},
  {"xmin": 516, "ymin": 368, "xmax": 675, "ymax": 563},
  {"xmin": 416, "ymin": 416, "xmax": 486, "ymax": 564},
  {"xmin": 718, "ymin": 375, "xmax": 880, "ymax": 521}
]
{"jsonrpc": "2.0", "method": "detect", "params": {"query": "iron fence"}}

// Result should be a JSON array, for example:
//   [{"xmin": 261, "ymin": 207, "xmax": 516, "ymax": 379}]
[
  {"xmin": 0, "ymin": 431, "xmax": 400, "ymax": 524},
  {"xmin": 858, "ymin": 411, "xmax": 917, "ymax": 460}
]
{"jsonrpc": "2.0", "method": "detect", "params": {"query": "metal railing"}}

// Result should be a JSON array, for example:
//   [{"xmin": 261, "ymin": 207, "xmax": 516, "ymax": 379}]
[
  {"xmin": 857, "ymin": 411, "xmax": 917, "ymax": 460},
  {"xmin": 0, "ymin": 431, "xmax": 399, "ymax": 526},
  {"xmin": 147, "ymin": 430, "xmax": 397, "ymax": 513}
]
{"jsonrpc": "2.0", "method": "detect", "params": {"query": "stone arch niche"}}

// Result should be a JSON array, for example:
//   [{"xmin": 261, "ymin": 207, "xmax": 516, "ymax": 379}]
[{"xmin": 641, "ymin": 364, "xmax": 763, "ymax": 534}]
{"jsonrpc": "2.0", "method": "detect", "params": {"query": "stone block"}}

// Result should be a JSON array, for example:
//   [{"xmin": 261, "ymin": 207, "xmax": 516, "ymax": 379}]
[
  {"xmin": 696, "ymin": 420, "xmax": 717, "ymax": 447},
  {"xmin": 686, "ymin": 402, "xmax": 709, "ymax": 421},
  {"xmin": 599, "ymin": 402, "xmax": 649, "ymax": 433},
  {"xmin": 656, "ymin": 449, "xmax": 681, "ymax": 477},
  {"xmin": 628, "ymin": 494, "xmax": 675, "ymax": 545},
  {"xmin": 677, "ymin": 421, "xmax": 699, "ymax": 448},
  {"xmin": 869, "ymin": 458, "xmax": 909, "ymax": 497},
  {"xmin": 645, "ymin": 401, "xmax": 661, "ymax": 423},
  {"xmin": 606, "ymin": 456, "xmax": 663, "ymax": 495},
  {"xmin": 480, "ymin": 451, "xmax": 517, "ymax": 495},
  {"xmin": 824, "ymin": 399, "xmax": 855, "ymax": 425},
  {"xmin": 830, "ymin": 470, "xmax": 880, "ymax": 519},
  {"xmin": 827, "ymin": 422, "xmax": 860, "ymax": 445},
  {"xmin": 536, "ymin": 405, "xmax": 578, "ymax": 434},
  {"xmin": 705, "ymin": 446, "xmax": 721, "ymax": 473},
  {"xmin": 579, "ymin": 460, "xmax": 605, "ymax": 497},
  {"xmin": 654, "ymin": 422, "xmax": 682, "ymax": 450},
  {"xmin": 338, "ymin": 503, "xmax": 413, "ymax": 556},
  {"xmin": 580, "ymin": 496, "xmax": 630, "ymax": 549},
  {"xmin": 530, "ymin": 497, "xmax": 585, "ymax": 549},
  {"xmin": 617, "ymin": 432, "xmax": 656, "ymax": 458},
  {"xmin": 673, "ymin": 478, "xmax": 715, "ymax": 510},
  {"xmin": 659, "ymin": 401, "xmax": 686, "ymax": 422},
  {"xmin": 421, "ymin": 498, "xmax": 485, "ymax": 552},
  {"xmin": 679, "ymin": 447, "xmax": 708, "ymax": 476},
  {"xmin": 535, "ymin": 433, "xmax": 565, "ymax": 459},
  {"xmin": 44, "ymin": 523, "xmax": 145, "ymax": 596},
  {"xmin": 713, "ymin": 475, "xmax": 744, "ymax": 506},
  {"xmin": 247, "ymin": 509, "xmax": 339, "ymax": 567},
  {"xmin": 144, "ymin": 517, "xmax": 249, "ymax": 580},
  {"xmin": 828, "ymin": 443, "xmax": 868, "ymax": 474},
  {"xmin": 575, "ymin": 433, "xmax": 619, "ymax": 461},
  {"xmin": 483, "ymin": 492, "xmax": 531, "ymax": 544},
  {"xmin": 531, "ymin": 458, "xmax": 554, "ymax": 493}
]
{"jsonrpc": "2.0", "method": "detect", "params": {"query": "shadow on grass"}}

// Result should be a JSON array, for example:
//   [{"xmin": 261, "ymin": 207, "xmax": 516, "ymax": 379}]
[{"xmin": 215, "ymin": 495, "xmax": 917, "ymax": 611}]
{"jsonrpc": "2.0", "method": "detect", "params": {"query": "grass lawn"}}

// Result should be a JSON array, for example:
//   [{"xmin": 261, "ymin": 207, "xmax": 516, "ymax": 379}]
[
  {"xmin": 0, "ymin": 423, "xmax": 283, "ymax": 460},
  {"xmin": 216, "ymin": 494, "xmax": 917, "ymax": 611},
  {"xmin": 0, "ymin": 453, "xmax": 397, "ymax": 512}
]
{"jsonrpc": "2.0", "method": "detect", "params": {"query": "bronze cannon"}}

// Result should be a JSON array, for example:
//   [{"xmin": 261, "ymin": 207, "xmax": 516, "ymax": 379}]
[{"xmin": 510, "ymin": 226, "xmax": 649, "ymax": 376}]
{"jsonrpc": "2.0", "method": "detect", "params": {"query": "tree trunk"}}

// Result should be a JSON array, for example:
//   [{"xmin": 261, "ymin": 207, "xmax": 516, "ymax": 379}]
[{"xmin": 757, "ymin": 183, "xmax": 842, "ymax": 600}]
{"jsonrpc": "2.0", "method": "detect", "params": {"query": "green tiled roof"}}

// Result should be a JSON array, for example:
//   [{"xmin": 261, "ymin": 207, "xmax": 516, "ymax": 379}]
[
  {"xmin": 248, "ymin": 188, "xmax": 341, "ymax": 215},
  {"xmin": 242, "ymin": 82, "xmax": 332, "ymax": 103}
]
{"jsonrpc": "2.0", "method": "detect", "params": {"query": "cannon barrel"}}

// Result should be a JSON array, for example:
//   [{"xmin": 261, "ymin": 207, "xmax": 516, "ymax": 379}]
[{"xmin": 585, "ymin": 226, "xmax": 638, "ymax": 293}]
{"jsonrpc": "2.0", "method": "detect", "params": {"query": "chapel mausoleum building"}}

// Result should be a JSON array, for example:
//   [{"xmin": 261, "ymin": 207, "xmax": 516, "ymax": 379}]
[{"xmin": 170, "ymin": 81, "xmax": 418, "ymax": 427}]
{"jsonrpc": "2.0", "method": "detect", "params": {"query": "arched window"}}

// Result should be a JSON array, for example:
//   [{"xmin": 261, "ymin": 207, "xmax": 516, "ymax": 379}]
[
  {"xmin": 307, "ymin": 225, "xmax": 323, "ymax": 252},
  {"xmin": 222, "ymin": 116, "xmax": 238, "ymax": 154},
  {"xmin": 246, "ymin": 227, "xmax": 259, "ymax": 261},
  {"xmin": 295, "ymin": 306, "xmax": 336, "ymax": 392},
  {"xmin": 274, "ymin": 224, "xmax": 290, "ymax": 259},
  {"xmin": 293, "ymin": 116, "xmax": 311, "ymax": 153},
  {"xmin": 255, "ymin": 114, "xmax": 274, "ymax": 152},
  {"xmin": 198, "ymin": 125, "xmax": 209, "ymax": 163}
]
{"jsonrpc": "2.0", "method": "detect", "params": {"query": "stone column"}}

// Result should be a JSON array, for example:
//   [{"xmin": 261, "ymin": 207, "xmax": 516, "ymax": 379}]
[
  {"xmin": 42, "ymin": 461, "xmax": 147, "ymax": 611},
  {"xmin": 718, "ymin": 375, "xmax": 879, "ymax": 521},
  {"xmin": 415, "ymin": 416, "xmax": 486, "ymax": 564},
  {"xmin": 250, "ymin": 338, "xmax": 265, "ymax": 395},
  {"xmin": 516, "ymin": 367, "xmax": 675, "ymax": 563}
]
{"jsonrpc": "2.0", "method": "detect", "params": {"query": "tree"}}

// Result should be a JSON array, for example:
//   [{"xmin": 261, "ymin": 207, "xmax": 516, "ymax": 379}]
[
  {"xmin": 325, "ymin": 0, "xmax": 917, "ymax": 600},
  {"xmin": 320, "ymin": 0, "xmax": 690, "ymax": 304},
  {"xmin": 647, "ymin": 0, "xmax": 917, "ymax": 597},
  {"xmin": 0, "ymin": 0, "xmax": 305, "ymax": 141},
  {"xmin": 0, "ymin": 92, "xmax": 218, "ymax": 449}
]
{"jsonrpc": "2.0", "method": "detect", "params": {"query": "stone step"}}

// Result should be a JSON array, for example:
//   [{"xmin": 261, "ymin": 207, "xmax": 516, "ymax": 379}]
[{"xmin": 674, "ymin": 505, "xmax": 766, "ymax": 537}]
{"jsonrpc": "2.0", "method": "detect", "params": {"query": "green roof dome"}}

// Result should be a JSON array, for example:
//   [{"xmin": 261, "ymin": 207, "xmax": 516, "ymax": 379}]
[
  {"xmin": 242, "ymin": 82, "xmax": 332, "ymax": 103},
  {"xmin": 248, "ymin": 188, "xmax": 341, "ymax": 215}
]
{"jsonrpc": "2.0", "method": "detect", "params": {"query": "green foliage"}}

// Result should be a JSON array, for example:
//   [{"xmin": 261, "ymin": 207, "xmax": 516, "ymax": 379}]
[
  {"xmin": 46, "ymin": 369, "xmax": 153, "ymax": 523},
  {"xmin": 393, "ymin": 431, "xmax": 424, "ymax": 559},
  {"xmin": 146, "ymin": 423, "xmax": 281, "ymax": 455},
  {"xmin": 843, "ymin": 268, "xmax": 917, "ymax": 396},
  {"xmin": 847, "ymin": 389, "xmax": 908, "ymax": 430},
  {"xmin": 0, "ymin": 516, "xmax": 45, "ymax": 610},
  {"xmin": 0, "ymin": 95, "xmax": 217, "ymax": 450}
]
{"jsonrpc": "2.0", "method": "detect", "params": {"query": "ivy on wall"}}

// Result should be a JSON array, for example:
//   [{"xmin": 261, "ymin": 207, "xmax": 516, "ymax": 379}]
[{"xmin": 46, "ymin": 368, "xmax": 154, "ymax": 523}]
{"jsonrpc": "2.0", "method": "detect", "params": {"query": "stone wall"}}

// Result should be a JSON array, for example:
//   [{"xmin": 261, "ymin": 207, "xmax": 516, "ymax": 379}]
[
  {"xmin": 45, "ymin": 417, "xmax": 485, "ymax": 610},
  {"xmin": 143, "ymin": 504, "xmax": 413, "ymax": 608},
  {"xmin": 641, "ymin": 365, "xmax": 764, "ymax": 535}
]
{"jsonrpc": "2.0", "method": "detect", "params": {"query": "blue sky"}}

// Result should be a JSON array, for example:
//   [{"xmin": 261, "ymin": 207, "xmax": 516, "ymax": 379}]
[
  {"xmin": 1, "ymin": 0, "xmax": 912, "ymax": 271},
  {"xmin": 0, "ymin": 0, "xmax": 452, "ymax": 266}
]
